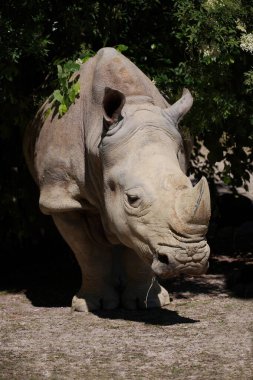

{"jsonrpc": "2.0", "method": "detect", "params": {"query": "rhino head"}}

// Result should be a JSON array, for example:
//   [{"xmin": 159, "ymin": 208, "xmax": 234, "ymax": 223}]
[{"xmin": 99, "ymin": 87, "xmax": 210, "ymax": 279}]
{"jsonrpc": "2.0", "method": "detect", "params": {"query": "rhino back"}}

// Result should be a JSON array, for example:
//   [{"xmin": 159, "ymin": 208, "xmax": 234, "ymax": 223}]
[{"xmin": 91, "ymin": 48, "xmax": 168, "ymax": 108}]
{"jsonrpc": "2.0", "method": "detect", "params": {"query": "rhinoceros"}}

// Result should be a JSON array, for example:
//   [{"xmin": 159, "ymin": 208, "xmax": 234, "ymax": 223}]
[{"xmin": 24, "ymin": 47, "xmax": 211, "ymax": 312}]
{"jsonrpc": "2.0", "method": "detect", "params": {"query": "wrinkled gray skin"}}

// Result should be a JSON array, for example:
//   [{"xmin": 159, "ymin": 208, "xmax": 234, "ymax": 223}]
[{"xmin": 24, "ymin": 48, "xmax": 211, "ymax": 311}]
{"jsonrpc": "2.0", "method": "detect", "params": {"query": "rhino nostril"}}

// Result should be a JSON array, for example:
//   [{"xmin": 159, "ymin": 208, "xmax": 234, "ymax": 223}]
[{"xmin": 157, "ymin": 253, "xmax": 169, "ymax": 265}]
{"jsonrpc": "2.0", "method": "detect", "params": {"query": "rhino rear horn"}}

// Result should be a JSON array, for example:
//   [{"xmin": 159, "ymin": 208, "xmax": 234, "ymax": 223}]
[
  {"xmin": 164, "ymin": 88, "xmax": 193, "ymax": 125},
  {"xmin": 103, "ymin": 87, "xmax": 126, "ymax": 126}
]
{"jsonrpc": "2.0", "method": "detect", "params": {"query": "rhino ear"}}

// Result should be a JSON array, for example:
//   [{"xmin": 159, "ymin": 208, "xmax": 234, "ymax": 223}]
[
  {"xmin": 164, "ymin": 88, "xmax": 193, "ymax": 125},
  {"xmin": 103, "ymin": 87, "xmax": 126, "ymax": 126}
]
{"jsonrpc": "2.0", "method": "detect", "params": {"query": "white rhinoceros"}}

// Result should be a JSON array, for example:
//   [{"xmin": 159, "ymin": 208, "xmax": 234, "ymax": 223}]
[{"xmin": 24, "ymin": 47, "xmax": 211, "ymax": 311}]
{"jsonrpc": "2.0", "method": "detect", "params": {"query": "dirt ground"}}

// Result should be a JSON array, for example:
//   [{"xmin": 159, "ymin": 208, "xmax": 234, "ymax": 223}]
[{"xmin": 0, "ymin": 257, "xmax": 252, "ymax": 380}]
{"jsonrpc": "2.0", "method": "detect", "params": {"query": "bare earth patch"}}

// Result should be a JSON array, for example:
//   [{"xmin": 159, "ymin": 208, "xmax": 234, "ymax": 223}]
[{"xmin": 0, "ymin": 267, "xmax": 252, "ymax": 380}]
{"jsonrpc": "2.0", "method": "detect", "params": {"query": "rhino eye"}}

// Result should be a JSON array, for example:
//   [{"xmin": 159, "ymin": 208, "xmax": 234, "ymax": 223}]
[{"xmin": 126, "ymin": 194, "xmax": 141, "ymax": 208}]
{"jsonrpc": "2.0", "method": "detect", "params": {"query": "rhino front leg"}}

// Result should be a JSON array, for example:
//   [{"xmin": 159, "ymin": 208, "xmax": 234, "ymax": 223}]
[
  {"xmin": 52, "ymin": 212, "xmax": 119, "ymax": 312},
  {"xmin": 121, "ymin": 248, "xmax": 171, "ymax": 309}
]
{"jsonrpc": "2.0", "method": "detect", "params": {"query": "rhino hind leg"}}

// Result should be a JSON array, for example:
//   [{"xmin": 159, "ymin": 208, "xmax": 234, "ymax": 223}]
[
  {"xmin": 52, "ymin": 212, "xmax": 120, "ymax": 312},
  {"xmin": 121, "ymin": 248, "xmax": 171, "ymax": 309}
]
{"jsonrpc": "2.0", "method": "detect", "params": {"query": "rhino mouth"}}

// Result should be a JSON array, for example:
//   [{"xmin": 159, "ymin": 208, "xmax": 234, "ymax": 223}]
[{"xmin": 151, "ymin": 241, "xmax": 210, "ymax": 279}]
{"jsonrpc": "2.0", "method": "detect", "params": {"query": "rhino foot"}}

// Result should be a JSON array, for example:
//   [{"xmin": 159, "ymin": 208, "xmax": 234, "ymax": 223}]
[
  {"xmin": 71, "ymin": 290, "xmax": 119, "ymax": 312},
  {"xmin": 121, "ymin": 280, "xmax": 171, "ymax": 310}
]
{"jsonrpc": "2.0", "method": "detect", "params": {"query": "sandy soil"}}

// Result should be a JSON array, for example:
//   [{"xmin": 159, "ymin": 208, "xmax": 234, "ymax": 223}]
[{"xmin": 1, "ymin": 262, "xmax": 252, "ymax": 380}]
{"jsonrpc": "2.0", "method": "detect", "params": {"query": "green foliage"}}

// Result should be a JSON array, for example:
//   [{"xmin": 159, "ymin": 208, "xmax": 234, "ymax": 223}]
[
  {"xmin": 168, "ymin": 0, "xmax": 253, "ymax": 188},
  {"xmin": 52, "ymin": 61, "xmax": 81, "ymax": 116},
  {"xmin": 49, "ymin": 49, "xmax": 96, "ymax": 116},
  {"xmin": 244, "ymin": 69, "xmax": 253, "ymax": 94}
]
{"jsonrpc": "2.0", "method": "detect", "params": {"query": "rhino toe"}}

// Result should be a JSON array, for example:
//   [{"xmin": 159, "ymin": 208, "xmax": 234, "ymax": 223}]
[
  {"xmin": 71, "ymin": 296, "xmax": 90, "ymax": 312},
  {"xmin": 122, "ymin": 282, "xmax": 171, "ymax": 310},
  {"xmin": 71, "ymin": 292, "xmax": 119, "ymax": 312}
]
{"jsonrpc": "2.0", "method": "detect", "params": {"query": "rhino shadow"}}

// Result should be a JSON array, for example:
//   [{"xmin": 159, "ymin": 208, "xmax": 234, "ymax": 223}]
[{"xmin": 93, "ymin": 308, "xmax": 199, "ymax": 326}]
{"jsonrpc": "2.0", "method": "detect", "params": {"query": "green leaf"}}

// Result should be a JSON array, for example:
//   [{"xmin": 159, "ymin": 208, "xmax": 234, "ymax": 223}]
[
  {"xmin": 57, "ymin": 65, "xmax": 63, "ymax": 78},
  {"xmin": 68, "ymin": 87, "xmax": 76, "ymax": 103},
  {"xmin": 223, "ymin": 175, "xmax": 233, "ymax": 186},
  {"xmin": 59, "ymin": 103, "xmax": 67, "ymax": 116},
  {"xmin": 72, "ymin": 82, "xmax": 80, "ymax": 95},
  {"xmin": 82, "ymin": 56, "xmax": 91, "ymax": 63},
  {"xmin": 53, "ymin": 89, "xmax": 64, "ymax": 103},
  {"xmin": 114, "ymin": 44, "xmax": 128, "ymax": 53},
  {"xmin": 63, "ymin": 61, "xmax": 80, "ymax": 73},
  {"xmin": 68, "ymin": 82, "xmax": 80, "ymax": 103}
]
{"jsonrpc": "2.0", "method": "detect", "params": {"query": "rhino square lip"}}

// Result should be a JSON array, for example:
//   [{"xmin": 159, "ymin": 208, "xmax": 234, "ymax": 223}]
[{"xmin": 151, "ymin": 248, "xmax": 209, "ymax": 279}]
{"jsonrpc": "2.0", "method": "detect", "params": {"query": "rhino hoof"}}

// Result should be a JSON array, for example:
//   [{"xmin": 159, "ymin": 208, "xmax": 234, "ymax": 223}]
[
  {"xmin": 122, "ymin": 283, "xmax": 171, "ymax": 310},
  {"xmin": 71, "ymin": 294, "xmax": 119, "ymax": 312},
  {"xmin": 71, "ymin": 296, "xmax": 90, "ymax": 312}
]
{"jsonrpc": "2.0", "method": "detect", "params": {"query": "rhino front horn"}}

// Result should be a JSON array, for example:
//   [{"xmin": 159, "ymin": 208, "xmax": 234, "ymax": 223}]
[{"xmin": 175, "ymin": 177, "xmax": 211, "ymax": 229}]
